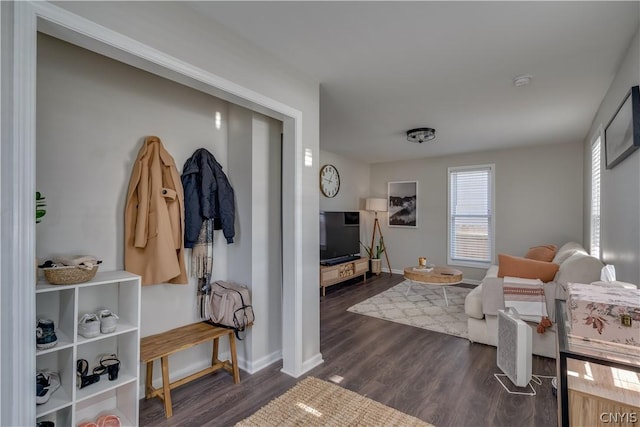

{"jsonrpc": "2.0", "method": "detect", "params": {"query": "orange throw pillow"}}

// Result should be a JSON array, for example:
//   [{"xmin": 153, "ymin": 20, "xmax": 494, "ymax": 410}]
[
  {"xmin": 498, "ymin": 253, "xmax": 559, "ymax": 282},
  {"xmin": 524, "ymin": 245, "xmax": 558, "ymax": 262}
]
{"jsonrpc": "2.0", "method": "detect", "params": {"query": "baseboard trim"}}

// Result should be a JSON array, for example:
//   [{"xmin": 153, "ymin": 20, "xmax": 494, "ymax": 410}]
[
  {"xmin": 302, "ymin": 353, "xmax": 324, "ymax": 374},
  {"xmin": 302, "ymin": 353, "xmax": 324, "ymax": 372},
  {"xmin": 242, "ymin": 350, "xmax": 282, "ymax": 375},
  {"xmin": 137, "ymin": 348, "xmax": 286, "ymax": 399},
  {"xmin": 281, "ymin": 352, "xmax": 324, "ymax": 378},
  {"xmin": 138, "ymin": 358, "xmax": 217, "ymax": 399}
]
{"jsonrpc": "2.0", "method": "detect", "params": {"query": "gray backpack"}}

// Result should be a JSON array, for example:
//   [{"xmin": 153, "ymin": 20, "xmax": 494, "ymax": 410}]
[{"xmin": 209, "ymin": 281, "xmax": 254, "ymax": 339}]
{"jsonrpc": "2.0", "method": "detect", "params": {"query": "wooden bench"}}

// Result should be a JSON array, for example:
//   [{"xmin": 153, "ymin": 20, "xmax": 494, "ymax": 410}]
[{"xmin": 140, "ymin": 322, "xmax": 240, "ymax": 418}]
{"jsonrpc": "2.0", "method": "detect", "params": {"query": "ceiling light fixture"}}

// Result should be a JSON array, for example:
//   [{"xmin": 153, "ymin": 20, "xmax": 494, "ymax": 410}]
[
  {"xmin": 406, "ymin": 127, "xmax": 436, "ymax": 143},
  {"xmin": 513, "ymin": 74, "xmax": 533, "ymax": 87}
]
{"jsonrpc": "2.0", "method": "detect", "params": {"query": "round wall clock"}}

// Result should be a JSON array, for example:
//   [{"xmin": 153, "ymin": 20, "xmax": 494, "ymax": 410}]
[{"xmin": 320, "ymin": 164, "xmax": 340, "ymax": 198}]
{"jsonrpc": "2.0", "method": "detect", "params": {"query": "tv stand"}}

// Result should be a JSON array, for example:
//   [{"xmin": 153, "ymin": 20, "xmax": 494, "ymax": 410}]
[
  {"xmin": 320, "ymin": 255, "xmax": 361, "ymax": 266},
  {"xmin": 319, "ymin": 257, "xmax": 368, "ymax": 296}
]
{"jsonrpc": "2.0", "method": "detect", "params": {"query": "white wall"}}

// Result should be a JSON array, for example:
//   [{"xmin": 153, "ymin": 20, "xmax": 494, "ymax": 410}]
[
  {"xmin": 36, "ymin": 33, "xmax": 237, "ymax": 381},
  {"xmin": 370, "ymin": 142, "xmax": 584, "ymax": 282},
  {"xmin": 318, "ymin": 150, "xmax": 371, "ymax": 250},
  {"xmin": 584, "ymin": 29, "xmax": 640, "ymax": 285},
  {"xmin": 37, "ymin": 33, "xmax": 284, "ymax": 387},
  {"xmin": 318, "ymin": 150, "xmax": 371, "ymax": 211},
  {"xmin": 250, "ymin": 114, "xmax": 283, "ymax": 368},
  {"xmin": 227, "ymin": 106, "xmax": 254, "ymax": 291},
  {"xmin": 51, "ymin": 1, "xmax": 321, "ymax": 372},
  {"xmin": 0, "ymin": 2, "xmax": 15, "ymax": 421},
  {"xmin": 228, "ymin": 105, "xmax": 283, "ymax": 372}
]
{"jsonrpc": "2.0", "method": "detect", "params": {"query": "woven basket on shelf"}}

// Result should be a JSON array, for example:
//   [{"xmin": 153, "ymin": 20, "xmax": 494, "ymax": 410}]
[{"xmin": 43, "ymin": 265, "xmax": 99, "ymax": 285}]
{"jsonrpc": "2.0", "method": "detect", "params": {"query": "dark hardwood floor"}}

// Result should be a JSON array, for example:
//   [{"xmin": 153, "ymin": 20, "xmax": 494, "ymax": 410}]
[{"xmin": 139, "ymin": 274, "xmax": 558, "ymax": 427}]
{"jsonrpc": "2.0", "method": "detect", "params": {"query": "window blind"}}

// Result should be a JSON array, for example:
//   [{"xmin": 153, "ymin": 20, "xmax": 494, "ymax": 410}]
[
  {"xmin": 590, "ymin": 137, "xmax": 601, "ymax": 258},
  {"xmin": 449, "ymin": 166, "xmax": 493, "ymax": 265}
]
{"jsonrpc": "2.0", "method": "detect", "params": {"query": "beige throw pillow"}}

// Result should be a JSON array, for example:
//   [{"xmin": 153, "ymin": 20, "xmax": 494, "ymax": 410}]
[
  {"xmin": 498, "ymin": 254, "xmax": 560, "ymax": 282},
  {"xmin": 525, "ymin": 245, "xmax": 558, "ymax": 262}
]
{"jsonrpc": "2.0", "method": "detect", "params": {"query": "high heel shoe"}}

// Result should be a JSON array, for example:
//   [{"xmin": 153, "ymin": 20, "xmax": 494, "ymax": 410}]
[
  {"xmin": 92, "ymin": 354, "xmax": 120, "ymax": 381},
  {"xmin": 76, "ymin": 359, "xmax": 100, "ymax": 389}
]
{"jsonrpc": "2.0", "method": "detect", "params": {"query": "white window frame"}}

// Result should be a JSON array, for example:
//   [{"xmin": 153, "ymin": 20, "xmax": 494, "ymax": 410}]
[
  {"xmin": 447, "ymin": 164, "xmax": 495, "ymax": 268},
  {"xmin": 590, "ymin": 126, "xmax": 603, "ymax": 259}
]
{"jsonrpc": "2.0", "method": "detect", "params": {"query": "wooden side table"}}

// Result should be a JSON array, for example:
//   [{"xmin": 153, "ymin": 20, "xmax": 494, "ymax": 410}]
[{"xmin": 403, "ymin": 266, "xmax": 463, "ymax": 306}]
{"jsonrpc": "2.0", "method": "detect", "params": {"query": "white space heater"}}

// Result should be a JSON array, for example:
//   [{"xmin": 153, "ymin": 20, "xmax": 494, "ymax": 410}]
[{"xmin": 497, "ymin": 308, "xmax": 532, "ymax": 387}]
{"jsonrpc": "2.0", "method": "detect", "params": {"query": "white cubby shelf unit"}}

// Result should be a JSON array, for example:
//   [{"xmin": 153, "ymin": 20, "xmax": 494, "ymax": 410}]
[{"xmin": 35, "ymin": 270, "xmax": 141, "ymax": 427}]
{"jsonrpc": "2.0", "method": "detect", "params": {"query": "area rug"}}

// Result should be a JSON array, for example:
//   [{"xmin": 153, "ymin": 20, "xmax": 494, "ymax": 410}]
[
  {"xmin": 347, "ymin": 280, "xmax": 471, "ymax": 339},
  {"xmin": 235, "ymin": 377, "xmax": 433, "ymax": 427}
]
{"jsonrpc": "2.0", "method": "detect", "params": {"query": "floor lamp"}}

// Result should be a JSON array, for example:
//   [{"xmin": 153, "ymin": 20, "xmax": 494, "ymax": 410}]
[{"xmin": 365, "ymin": 198, "xmax": 392, "ymax": 275}]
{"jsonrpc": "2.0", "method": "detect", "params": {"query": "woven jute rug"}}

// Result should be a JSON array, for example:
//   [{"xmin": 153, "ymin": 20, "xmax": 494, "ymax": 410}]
[
  {"xmin": 235, "ymin": 377, "xmax": 433, "ymax": 427},
  {"xmin": 347, "ymin": 280, "xmax": 470, "ymax": 339}
]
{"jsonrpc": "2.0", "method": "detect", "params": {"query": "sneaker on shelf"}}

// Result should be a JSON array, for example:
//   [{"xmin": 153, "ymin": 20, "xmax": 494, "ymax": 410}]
[
  {"xmin": 98, "ymin": 310, "xmax": 119, "ymax": 334},
  {"xmin": 36, "ymin": 421, "xmax": 55, "ymax": 427},
  {"xmin": 36, "ymin": 371, "xmax": 60, "ymax": 405},
  {"xmin": 36, "ymin": 319, "xmax": 58, "ymax": 350},
  {"xmin": 78, "ymin": 313, "xmax": 100, "ymax": 338}
]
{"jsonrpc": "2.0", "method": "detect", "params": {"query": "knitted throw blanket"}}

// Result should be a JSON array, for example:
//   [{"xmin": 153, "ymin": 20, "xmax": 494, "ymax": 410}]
[
  {"xmin": 192, "ymin": 219, "xmax": 213, "ymax": 319},
  {"xmin": 503, "ymin": 276, "xmax": 552, "ymax": 333}
]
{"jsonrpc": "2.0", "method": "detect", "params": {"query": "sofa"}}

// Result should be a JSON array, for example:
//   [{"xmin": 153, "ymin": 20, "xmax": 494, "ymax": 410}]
[{"xmin": 464, "ymin": 242, "xmax": 606, "ymax": 359}]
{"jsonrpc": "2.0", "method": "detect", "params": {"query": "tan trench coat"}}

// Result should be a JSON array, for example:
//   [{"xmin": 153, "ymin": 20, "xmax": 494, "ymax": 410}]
[{"xmin": 124, "ymin": 136, "xmax": 188, "ymax": 285}]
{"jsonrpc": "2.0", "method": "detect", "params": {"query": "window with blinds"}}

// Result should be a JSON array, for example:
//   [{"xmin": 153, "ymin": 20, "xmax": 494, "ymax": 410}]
[
  {"xmin": 590, "ymin": 135, "xmax": 601, "ymax": 259},
  {"xmin": 448, "ymin": 165, "xmax": 494, "ymax": 266}
]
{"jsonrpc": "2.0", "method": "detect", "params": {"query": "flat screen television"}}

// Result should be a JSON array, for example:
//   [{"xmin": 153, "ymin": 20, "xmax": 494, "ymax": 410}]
[{"xmin": 319, "ymin": 211, "xmax": 361, "ymax": 264}]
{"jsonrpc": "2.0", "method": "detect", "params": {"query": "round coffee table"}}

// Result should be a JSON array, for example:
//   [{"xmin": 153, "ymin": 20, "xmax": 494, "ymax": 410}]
[{"xmin": 403, "ymin": 266, "xmax": 464, "ymax": 306}]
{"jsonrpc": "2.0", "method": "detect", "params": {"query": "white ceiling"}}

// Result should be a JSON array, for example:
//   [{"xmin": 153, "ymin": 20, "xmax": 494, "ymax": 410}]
[{"xmin": 189, "ymin": 1, "xmax": 639, "ymax": 164}]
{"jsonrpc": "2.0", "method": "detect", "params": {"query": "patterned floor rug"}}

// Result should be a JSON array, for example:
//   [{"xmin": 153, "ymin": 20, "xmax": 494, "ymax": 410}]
[{"xmin": 347, "ymin": 280, "xmax": 471, "ymax": 339}]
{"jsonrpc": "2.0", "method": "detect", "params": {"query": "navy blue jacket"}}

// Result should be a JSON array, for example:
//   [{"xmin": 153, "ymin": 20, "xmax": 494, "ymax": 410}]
[{"xmin": 182, "ymin": 149, "xmax": 235, "ymax": 247}]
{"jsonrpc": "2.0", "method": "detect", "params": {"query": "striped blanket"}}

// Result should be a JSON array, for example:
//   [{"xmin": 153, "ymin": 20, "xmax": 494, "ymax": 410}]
[{"xmin": 503, "ymin": 276, "xmax": 548, "ymax": 323}]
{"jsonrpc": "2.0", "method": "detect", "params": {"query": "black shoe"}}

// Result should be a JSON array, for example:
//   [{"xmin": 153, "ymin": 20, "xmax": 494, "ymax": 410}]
[
  {"xmin": 92, "ymin": 354, "xmax": 120, "ymax": 381},
  {"xmin": 76, "ymin": 359, "xmax": 100, "ymax": 389},
  {"xmin": 36, "ymin": 371, "xmax": 60, "ymax": 405},
  {"xmin": 36, "ymin": 319, "xmax": 58, "ymax": 350}
]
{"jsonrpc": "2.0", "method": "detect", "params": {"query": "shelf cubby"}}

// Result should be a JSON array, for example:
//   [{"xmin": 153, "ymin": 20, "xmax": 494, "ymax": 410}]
[{"xmin": 35, "ymin": 270, "xmax": 141, "ymax": 426}]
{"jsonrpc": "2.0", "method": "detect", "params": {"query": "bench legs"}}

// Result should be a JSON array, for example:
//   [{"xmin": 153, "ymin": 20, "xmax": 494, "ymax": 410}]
[
  {"xmin": 212, "ymin": 335, "xmax": 240, "ymax": 383},
  {"xmin": 145, "ymin": 362, "xmax": 153, "ymax": 399},
  {"xmin": 144, "ymin": 332, "xmax": 239, "ymax": 418},
  {"xmin": 229, "ymin": 333, "xmax": 240, "ymax": 383},
  {"xmin": 143, "ymin": 357, "xmax": 173, "ymax": 418},
  {"xmin": 161, "ymin": 356, "xmax": 173, "ymax": 418}
]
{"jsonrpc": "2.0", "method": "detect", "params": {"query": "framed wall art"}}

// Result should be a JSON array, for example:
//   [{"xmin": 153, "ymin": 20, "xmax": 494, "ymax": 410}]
[
  {"xmin": 605, "ymin": 85, "xmax": 640, "ymax": 169},
  {"xmin": 388, "ymin": 181, "xmax": 418, "ymax": 228}
]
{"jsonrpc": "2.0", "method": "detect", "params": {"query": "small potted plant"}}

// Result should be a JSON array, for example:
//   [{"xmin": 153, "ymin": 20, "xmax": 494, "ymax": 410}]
[
  {"xmin": 35, "ymin": 191, "xmax": 47, "ymax": 281},
  {"xmin": 360, "ymin": 238, "xmax": 385, "ymax": 275},
  {"xmin": 36, "ymin": 191, "xmax": 47, "ymax": 223}
]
